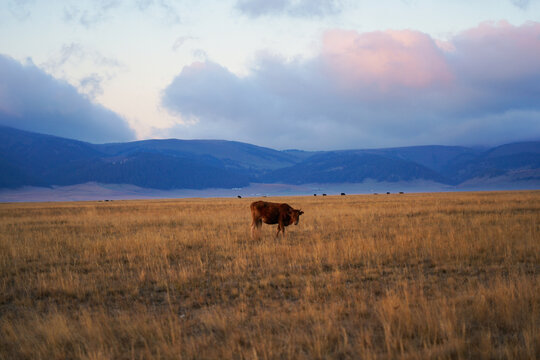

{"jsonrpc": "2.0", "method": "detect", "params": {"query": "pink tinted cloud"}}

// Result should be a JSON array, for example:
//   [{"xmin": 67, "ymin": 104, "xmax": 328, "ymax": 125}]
[
  {"xmin": 451, "ymin": 20, "xmax": 540, "ymax": 82},
  {"xmin": 321, "ymin": 22, "xmax": 540, "ymax": 95},
  {"xmin": 321, "ymin": 29, "xmax": 453, "ymax": 92},
  {"xmin": 162, "ymin": 21, "xmax": 540, "ymax": 149}
]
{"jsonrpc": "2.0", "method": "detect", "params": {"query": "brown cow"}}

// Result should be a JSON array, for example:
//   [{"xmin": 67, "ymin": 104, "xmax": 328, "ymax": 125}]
[{"xmin": 250, "ymin": 201, "xmax": 304, "ymax": 239}]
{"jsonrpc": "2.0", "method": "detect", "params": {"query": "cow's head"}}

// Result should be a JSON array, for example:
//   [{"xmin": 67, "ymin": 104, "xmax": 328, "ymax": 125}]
[{"xmin": 290, "ymin": 209, "xmax": 304, "ymax": 225}]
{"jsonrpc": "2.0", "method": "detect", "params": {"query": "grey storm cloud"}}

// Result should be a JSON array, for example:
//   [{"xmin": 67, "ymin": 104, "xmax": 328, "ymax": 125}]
[
  {"xmin": 235, "ymin": 0, "xmax": 343, "ymax": 18},
  {"xmin": 0, "ymin": 54, "xmax": 135, "ymax": 143},
  {"xmin": 161, "ymin": 22, "xmax": 540, "ymax": 150}
]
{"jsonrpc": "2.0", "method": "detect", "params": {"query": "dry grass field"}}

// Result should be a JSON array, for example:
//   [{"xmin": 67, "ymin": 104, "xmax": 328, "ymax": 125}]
[{"xmin": 0, "ymin": 191, "xmax": 539, "ymax": 359}]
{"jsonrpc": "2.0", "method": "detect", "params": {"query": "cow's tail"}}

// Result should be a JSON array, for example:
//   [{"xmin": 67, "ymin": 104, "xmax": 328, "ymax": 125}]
[
  {"xmin": 250, "ymin": 202, "xmax": 262, "ymax": 239},
  {"xmin": 251, "ymin": 218, "xmax": 262, "ymax": 239}
]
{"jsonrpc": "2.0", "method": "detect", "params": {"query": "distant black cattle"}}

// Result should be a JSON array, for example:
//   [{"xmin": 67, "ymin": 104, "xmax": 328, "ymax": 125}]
[
  {"xmin": 322, "ymin": 194, "xmax": 327, "ymax": 196},
  {"xmin": 341, "ymin": 193, "xmax": 346, "ymax": 196},
  {"xmin": 237, "ymin": 195, "xmax": 242, "ymax": 198}
]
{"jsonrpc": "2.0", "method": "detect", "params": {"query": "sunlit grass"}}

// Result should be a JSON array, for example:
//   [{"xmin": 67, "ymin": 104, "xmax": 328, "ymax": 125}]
[{"xmin": 1, "ymin": 191, "xmax": 539, "ymax": 359}]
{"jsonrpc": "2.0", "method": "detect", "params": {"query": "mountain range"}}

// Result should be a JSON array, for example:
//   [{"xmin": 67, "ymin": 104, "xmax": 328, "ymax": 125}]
[{"xmin": 1, "ymin": 125, "xmax": 539, "ymax": 190}]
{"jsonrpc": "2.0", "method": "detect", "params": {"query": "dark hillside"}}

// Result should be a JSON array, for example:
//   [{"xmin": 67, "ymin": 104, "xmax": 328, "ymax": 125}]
[
  {"xmin": 0, "ymin": 127, "xmax": 251, "ymax": 189},
  {"xmin": 370, "ymin": 145, "xmax": 480, "ymax": 173},
  {"xmin": 261, "ymin": 151, "xmax": 449, "ymax": 184},
  {"xmin": 98, "ymin": 139, "xmax": 300, "ymax": 171},
  {"xmin": 1, "ymin": 126, "xmax": 538, "ymax": 190},
  {"xmin": 443, "ymin": 141, "xmax": 540, "ymax": 183}
]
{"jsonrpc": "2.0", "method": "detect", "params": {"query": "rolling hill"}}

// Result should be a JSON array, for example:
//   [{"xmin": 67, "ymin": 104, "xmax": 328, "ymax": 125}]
[
  {"xmin": 260, "ymin": 151, "xmax": 449, "ymax": 184},
  {"xmin": 0, "ymin": 125, "xmax": 538, "ymax": 190}
]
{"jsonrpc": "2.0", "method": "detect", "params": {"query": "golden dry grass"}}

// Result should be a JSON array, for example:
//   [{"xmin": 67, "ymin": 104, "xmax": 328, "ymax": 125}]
[{"xmin": 0, "ymin": 191, "xmax": 539, "ymax": 359}]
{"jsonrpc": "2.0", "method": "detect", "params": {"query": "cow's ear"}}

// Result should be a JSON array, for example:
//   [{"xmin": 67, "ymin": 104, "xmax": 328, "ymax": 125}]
[{"xmin": 299, "ymin": 210, "xmax": 304, "ymax": 215}]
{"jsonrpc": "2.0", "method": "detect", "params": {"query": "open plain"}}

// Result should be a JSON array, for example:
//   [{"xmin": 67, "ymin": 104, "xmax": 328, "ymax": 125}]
[{"xmin": 0, "ymin": 191, "xmax": 539, "ymax": 359}]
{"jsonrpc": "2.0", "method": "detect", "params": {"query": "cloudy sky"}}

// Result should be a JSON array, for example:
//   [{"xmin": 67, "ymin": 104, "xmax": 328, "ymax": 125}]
[{"xmin": 1, "ymin": 0, "xmax": 540, "ymax": 149}]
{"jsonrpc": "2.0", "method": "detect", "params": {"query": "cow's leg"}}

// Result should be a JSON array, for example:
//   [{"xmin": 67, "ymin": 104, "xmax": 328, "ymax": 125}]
[
  {"xmin": 251, "ymin": 219, "xmax": 262, "ymax": 239},
  {"xmin": 276, "ymin": 220, "xmax": 285, "ymax": 239},
  {"xmin": 251, "ymin": 221, "xmax": 257, "ymax": 239},
  {"xmin": 275, "ymin": 224, "xmax": 282, "ymax": 238}
]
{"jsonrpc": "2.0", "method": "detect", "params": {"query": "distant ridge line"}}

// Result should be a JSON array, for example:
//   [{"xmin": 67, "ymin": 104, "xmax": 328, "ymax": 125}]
[{"xmin": 1, "ymin": 125, "xmax": 539, "ymax": 190}]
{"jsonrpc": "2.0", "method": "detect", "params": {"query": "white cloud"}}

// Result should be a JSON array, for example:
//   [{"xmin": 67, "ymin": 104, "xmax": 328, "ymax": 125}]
[
  {"xmin": 7, "ymin": 0, "xmax": 35, "ymax": 20},
  {"xmin": 235, "ymin": 0, "xmax": 343, "ymax": 18},
  {"xmin": 172, "ymin": 36, "xmax": 197, "ymax": 51},
  {"xmin": 63, "ymin": 0, "xmax": 121, "ymax": 28},
  {"xmin": 510, "ymin": 0, "xmax": 531, "ymax": 9}
]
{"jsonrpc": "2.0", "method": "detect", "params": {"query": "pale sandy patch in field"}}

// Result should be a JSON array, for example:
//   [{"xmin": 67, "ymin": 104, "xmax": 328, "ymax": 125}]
[{"xmin": 2, "ymin": 179, "xmax": 537, "ymax": 202}]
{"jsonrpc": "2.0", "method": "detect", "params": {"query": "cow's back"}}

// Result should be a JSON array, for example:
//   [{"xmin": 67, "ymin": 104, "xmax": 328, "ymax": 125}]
[{"xmin": 251, "ymin": 201, "xmax": 283, "ymax": 224}]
